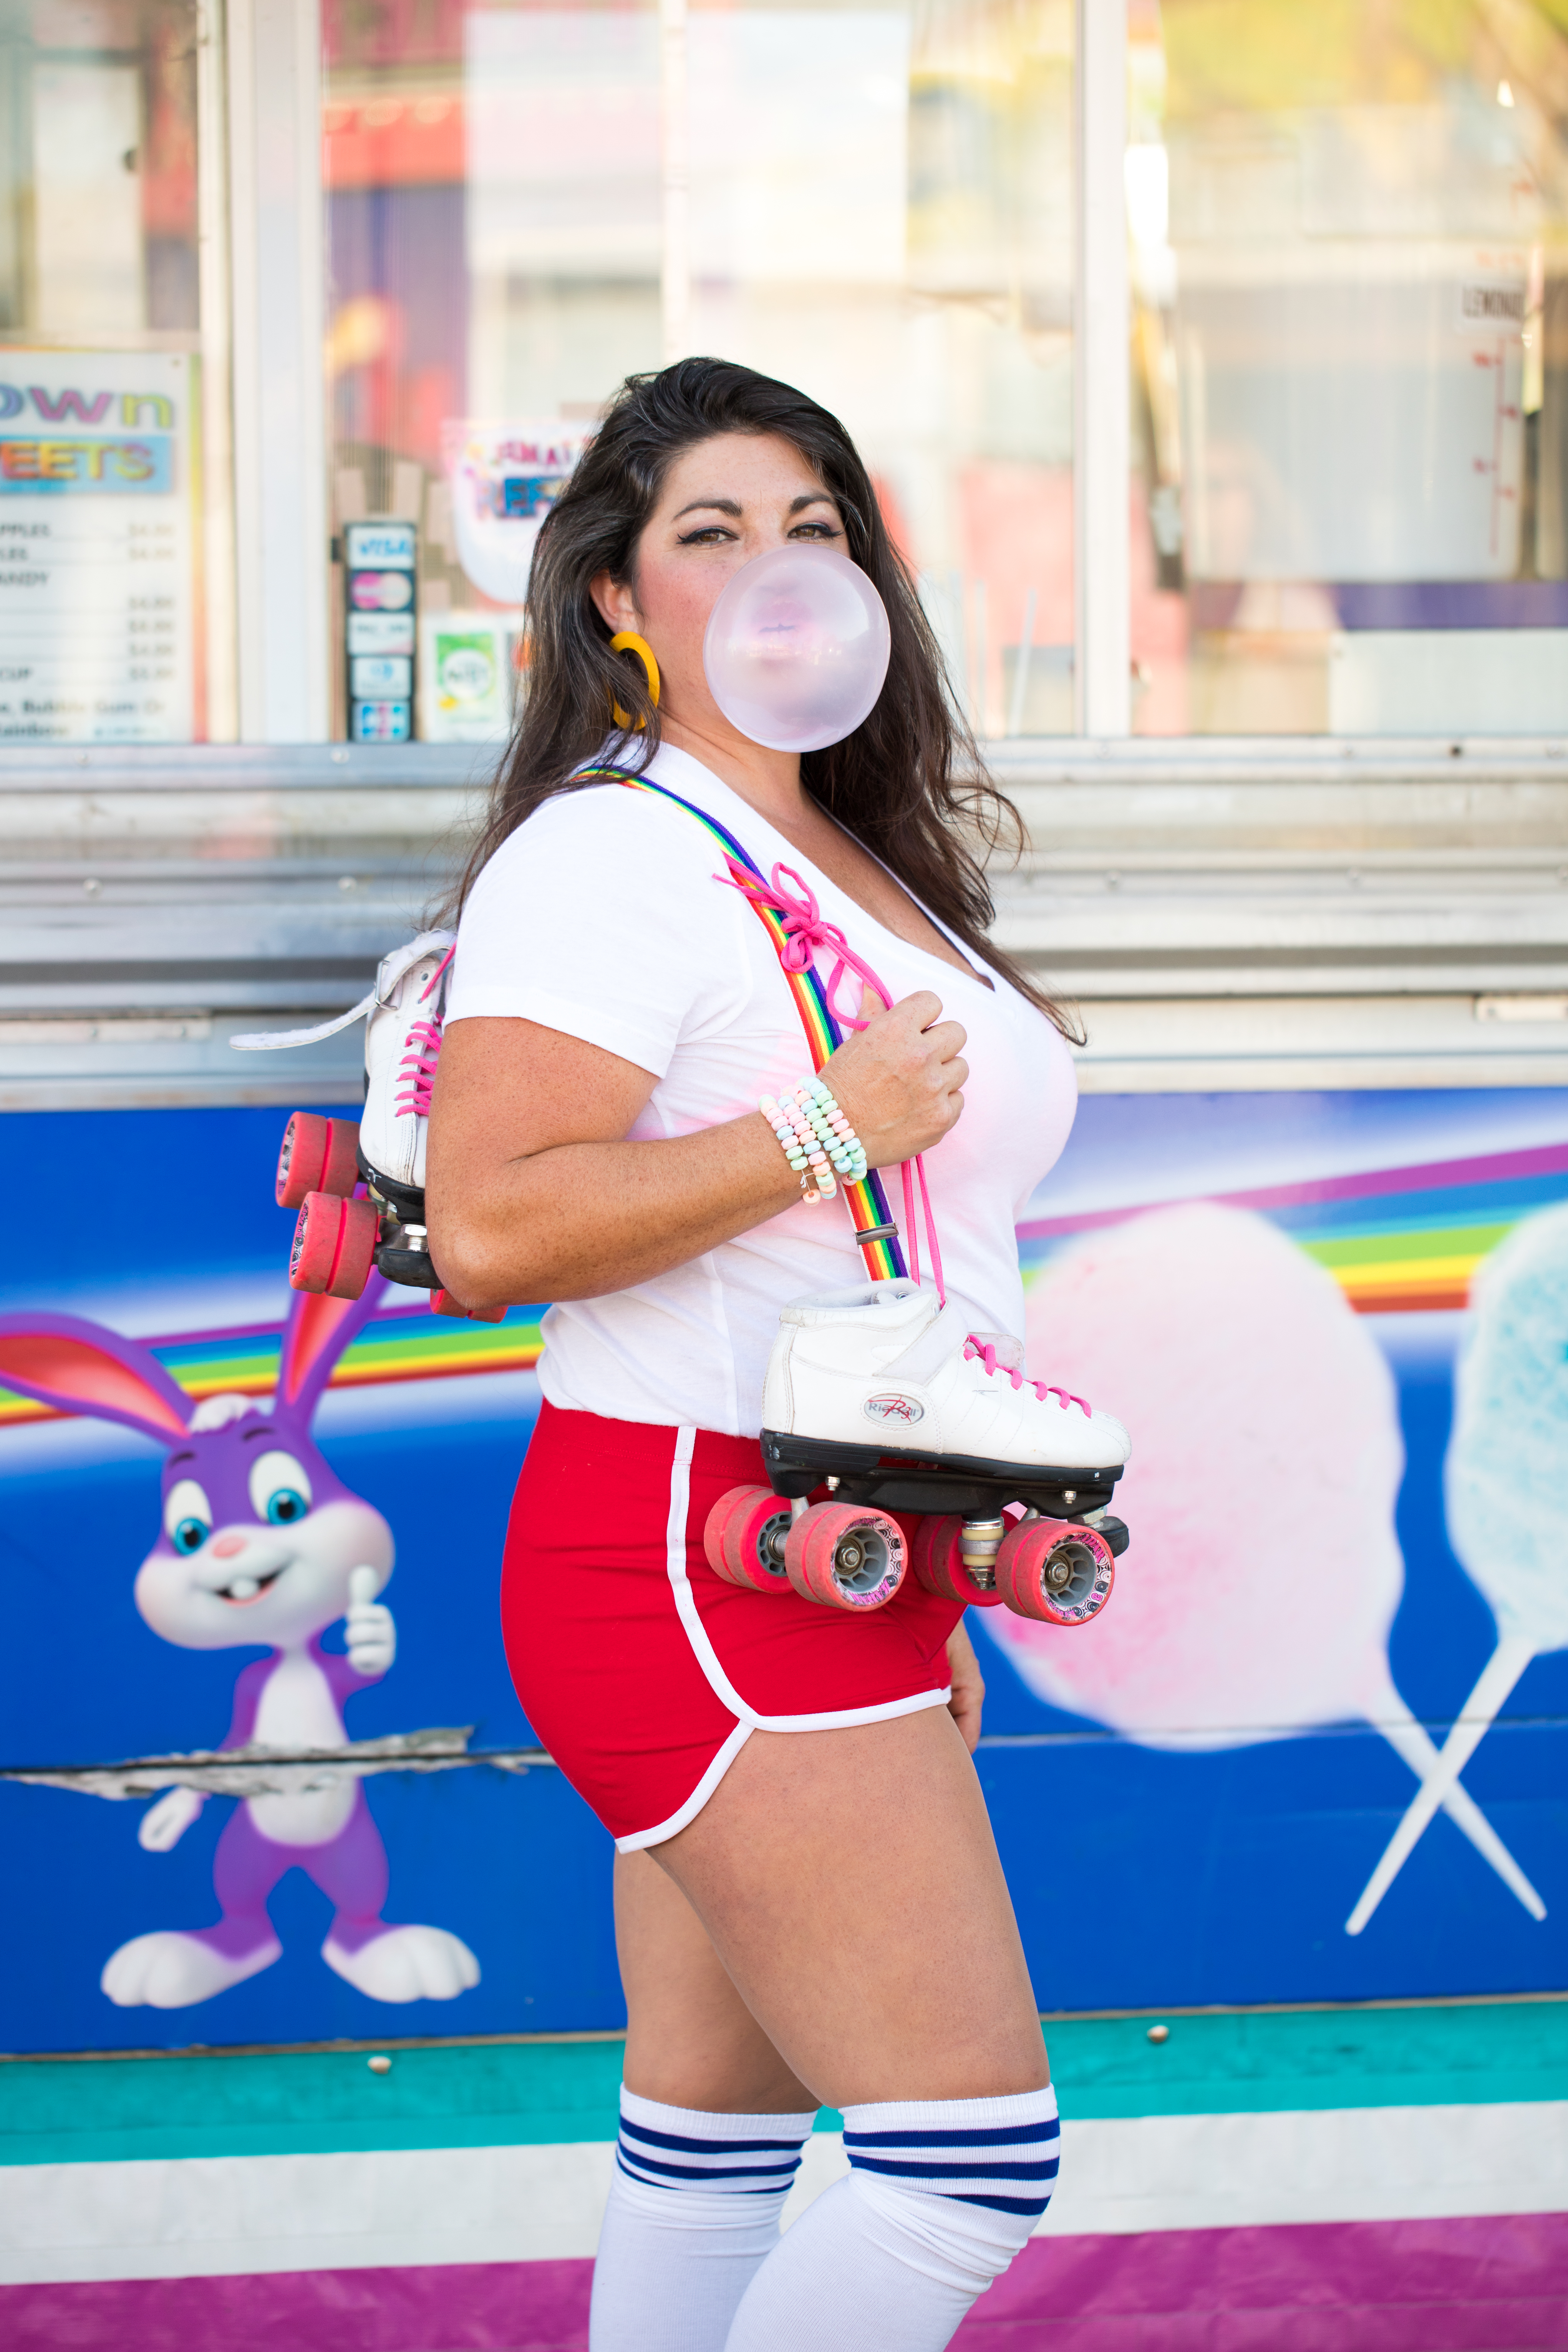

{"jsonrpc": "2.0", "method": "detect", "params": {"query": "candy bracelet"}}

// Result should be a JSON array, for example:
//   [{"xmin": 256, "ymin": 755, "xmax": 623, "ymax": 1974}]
[{"xmin": 760, "ymin": 1079, "xmax": 868, "ymax": 1205}]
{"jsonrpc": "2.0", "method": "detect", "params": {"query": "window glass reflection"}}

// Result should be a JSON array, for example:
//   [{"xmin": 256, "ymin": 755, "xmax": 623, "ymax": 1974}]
[
  {"xmin": 1131, "ymin": 0, "xmax": 1568, "ymax": 736},
  {"xmin": 323, "ymin": 0, "xmax": 1075, "ymax": 745}
]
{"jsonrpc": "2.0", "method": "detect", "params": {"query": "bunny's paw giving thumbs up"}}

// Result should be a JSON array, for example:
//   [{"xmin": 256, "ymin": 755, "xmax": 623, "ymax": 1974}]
[{"xmin": 346, "ymin": 1564, "xmax": 397, "ymax": 1677}]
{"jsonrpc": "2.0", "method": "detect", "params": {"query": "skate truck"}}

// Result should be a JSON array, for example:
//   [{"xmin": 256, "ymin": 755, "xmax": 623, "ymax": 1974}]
[{"xmin": 235, "ymin": 935, "xmax": 503, "ymax": 1324}]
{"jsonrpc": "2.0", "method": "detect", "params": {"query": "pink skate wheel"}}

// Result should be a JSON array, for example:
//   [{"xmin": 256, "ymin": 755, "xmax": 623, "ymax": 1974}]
[
  {"xmin": 277, "ymin": 1112, "xmax": 327, "ymax": 1208},
  {"xmin": 277, "ymin": 1114, "xmax": 361, "ymax": 1208},
  {"xmin": 704, "ymin": 1485, "xmax": 792, "ymax": 1593},
  {"xmin": 321, "ymin": 1118, "xmax": 361, "ymax": 1198},
  {"xmin": 784, "ymin": 1501, "xmax": 905, "ymax": 1611},
  {"xmin": 289, "ymin": 1192, "xmax": 378, "ymax": 1299},
  {"xmin": 289, "ymin": 1191, "xmax": 339, "ymax": 1292},
  {"xmin": 996, "ymin": 1517, "xmax": 1114, "ymax": 1627},
  {"xmin": 431, "ymin": 1289, "xmax": 506, "ymax": 1323},
  {"xmin": 911, "ymin": 1515, "xmax": 1004, "ymax": 1608},
  {"xmin": 329, "ymin": 1195, "xmax": 378, "ymax": 1299}
]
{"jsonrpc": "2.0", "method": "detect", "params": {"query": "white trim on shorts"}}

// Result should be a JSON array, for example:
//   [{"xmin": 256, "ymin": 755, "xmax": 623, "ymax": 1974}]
[{"xmin": 613, "ymin": 1425, "xmax": 953, "ymax": 1853}]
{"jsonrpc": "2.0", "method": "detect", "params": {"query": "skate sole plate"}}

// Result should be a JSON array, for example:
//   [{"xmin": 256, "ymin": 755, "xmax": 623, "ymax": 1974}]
[{"xmin": 760, "ymin": 1429, "xmax": 1124, "ymax": 1518}]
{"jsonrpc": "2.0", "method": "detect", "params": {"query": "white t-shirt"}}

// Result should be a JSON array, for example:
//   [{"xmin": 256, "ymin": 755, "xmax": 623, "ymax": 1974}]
[{"xmin": 446, "ymin": 743, "xmax": 1078, "ymax": 1435}]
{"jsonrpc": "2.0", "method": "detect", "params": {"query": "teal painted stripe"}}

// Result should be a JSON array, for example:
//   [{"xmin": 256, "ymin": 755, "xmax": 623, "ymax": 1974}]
[
  {"xmin": 0, "ymin": 2039, "xmax": 628, "ymax": 2168},
  {"xmin": 1038, "ymin": 1998, "xmax": 1568, "ymax": 2122},
  {"xmin": 2, "ymin": 2001, "xmax": 1565, "ymax": 2166}
]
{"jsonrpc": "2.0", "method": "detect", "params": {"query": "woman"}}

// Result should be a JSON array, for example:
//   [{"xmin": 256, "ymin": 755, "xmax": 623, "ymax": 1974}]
[{"xmin": 427, "ymin": 357, "xmax": 1111, "ymax": 2351}]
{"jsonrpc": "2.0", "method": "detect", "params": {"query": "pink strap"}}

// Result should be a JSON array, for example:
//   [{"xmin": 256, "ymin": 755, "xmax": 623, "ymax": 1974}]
[
  {"xmin": 718, "ymin": 857, "xmax": 948, "ymax": 1305},
  {"xmin": 914, "ymin": 1155, "xmax": 944, "ymax": 1305},
  {"xmin": 419, "ymin": 946, "xmax": 456, "ymax": 1002}
]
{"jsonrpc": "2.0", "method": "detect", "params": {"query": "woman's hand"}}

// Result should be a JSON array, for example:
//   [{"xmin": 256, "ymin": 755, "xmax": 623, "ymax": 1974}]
[
  {"xmin": 944, "ymin": 1619, "xmax": 985, "ymax": 1752},
  {"xmin": 819, "ymin": 991, "xmax": 967, "ymax": 1171}
]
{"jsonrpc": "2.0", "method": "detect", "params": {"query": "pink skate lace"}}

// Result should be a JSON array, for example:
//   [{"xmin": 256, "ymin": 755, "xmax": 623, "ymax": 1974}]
[
  {"xmin": 394, "ymin": 948, "xmax": 455, "ymax": 1120},
  {"xmin": 964, "ymin": 1336, "xmax": 1091, "ymax": 1417},
  {"xmin": 718, "ymin": 858, "xmax": 947, "ymax": 1303}
]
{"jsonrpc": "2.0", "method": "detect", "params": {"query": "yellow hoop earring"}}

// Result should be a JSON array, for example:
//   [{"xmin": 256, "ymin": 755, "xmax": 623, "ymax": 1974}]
[{"xmin": 610, "ymin": 631, "xmax": 661, "ymax": 729}]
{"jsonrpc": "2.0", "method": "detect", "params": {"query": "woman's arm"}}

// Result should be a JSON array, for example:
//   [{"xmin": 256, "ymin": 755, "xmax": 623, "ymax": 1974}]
[{"xmin": 425, "ymin": 990, "xmax": 966, "ymax": 1311}]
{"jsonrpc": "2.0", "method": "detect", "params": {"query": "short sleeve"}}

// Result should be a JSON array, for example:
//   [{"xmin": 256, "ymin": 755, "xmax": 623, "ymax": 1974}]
[{"xmin": 444, "ymin": 784, "xmax": 746, "ymax": 1079}]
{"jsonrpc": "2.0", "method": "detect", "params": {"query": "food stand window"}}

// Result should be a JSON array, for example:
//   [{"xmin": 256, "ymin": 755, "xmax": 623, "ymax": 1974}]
[
  {"xmin": 0, "ymin": 0, "xmax": 233, "ymax": 743},
  {"xmin": 1128, "ymin": 0, "xmax": 1568, "ymax": 737},
  {"xmin": 322, "ymin": 0, "xmax": 1076, "ymax": 744}
]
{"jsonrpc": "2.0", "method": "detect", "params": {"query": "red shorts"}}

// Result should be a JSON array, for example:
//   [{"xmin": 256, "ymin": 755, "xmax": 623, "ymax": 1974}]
[{"xmin": 501, "ymin": 1401, "xmax": 965, "ymax": 1849}]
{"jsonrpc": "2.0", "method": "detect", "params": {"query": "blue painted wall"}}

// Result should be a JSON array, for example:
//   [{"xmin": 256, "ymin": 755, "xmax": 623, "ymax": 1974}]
[{"xmin": 2, "ymin": 1094, "xmax": 1565, "ymax": 2049}]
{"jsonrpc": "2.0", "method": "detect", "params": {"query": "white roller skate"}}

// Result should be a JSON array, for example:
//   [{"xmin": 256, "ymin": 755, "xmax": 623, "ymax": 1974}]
[
  {"xmin": 235, "ymin": 933, "xmax": 499, "ymax": 1320},
  {"xmin": 705, "ymin": 1279, "xmax": 1129, "ymax": 1624}
]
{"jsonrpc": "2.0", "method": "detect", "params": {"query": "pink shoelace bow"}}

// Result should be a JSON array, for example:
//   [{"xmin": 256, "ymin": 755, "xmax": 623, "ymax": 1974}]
[
  {"xmin": 963, "ymin": 1337, "xmax": 1091, "ymax": 1418},
  {"xmin": 719, "ymin": 857, "xmax": 946, "ymax": 1302},
  {"xmin": 394, "ymin": 947, "xmax": 456, "ymax": 1120},
  {"xmin": 719, "ymin": 859, "xmax": 888, "ymax": 1033}
]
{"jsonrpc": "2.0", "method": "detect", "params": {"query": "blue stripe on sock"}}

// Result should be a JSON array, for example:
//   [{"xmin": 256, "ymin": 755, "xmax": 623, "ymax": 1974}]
[
  {"xmin": 620, "ymin": 2126, "xmax": 809, "ymax": 2154},
  {"xmin": 616, "ymin": 2145, "xmax": 804, "ymax": 2185},
  {"xmin": 843, "ymin": 2118, "xmax": 1059, "ymax": 2151},
  {"xmin": 847, "ymin": 2154, "xmax": 1058, "ymax": 2184},
  {"xmin": 950, "ymin": 2190, "xmax": 1054, "ymax": 2216},
  {"xmin": 614, "ymin": 2151, "xmax": 802, "ymax": 2195},
  {"xmin": 620, "ymin": 2118, "xmax": 809, "ymax": 2156}
]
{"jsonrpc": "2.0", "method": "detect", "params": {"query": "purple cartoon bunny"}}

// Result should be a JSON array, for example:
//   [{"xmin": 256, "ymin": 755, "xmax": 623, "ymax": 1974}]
[{"xmin": 0, "ymin": 1283, "xmax": 480, "ymax": 2009}]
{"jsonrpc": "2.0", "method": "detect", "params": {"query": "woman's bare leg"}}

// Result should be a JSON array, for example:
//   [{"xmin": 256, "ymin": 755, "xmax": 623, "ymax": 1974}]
[
  {"xmin": 616, "ymin": 1848, "xmax": 814, "ymax": 2113},
  {"xmin": 648, "ymin": 1704, "xmax": 1049, "ymax": 2110},
  {"xmin": 593, "ymin": 1851, "xmax": 818, "ymax": 2352},
  {"xmin": 600, "ymin": 1707, "xmax": 1053, "ymax": 2352}
]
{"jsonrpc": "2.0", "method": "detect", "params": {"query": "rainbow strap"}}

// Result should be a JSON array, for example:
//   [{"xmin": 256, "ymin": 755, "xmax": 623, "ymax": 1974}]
[{"xmin": 577, "ymin": 763, "xmax": 907, "ymax": 1282}]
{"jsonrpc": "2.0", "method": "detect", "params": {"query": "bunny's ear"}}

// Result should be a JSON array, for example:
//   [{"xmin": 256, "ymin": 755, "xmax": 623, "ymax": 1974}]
[
  {"xmin": 0, "ymin": 1313, "xmax": 192, "ymax": 1440},
  {"xmin": 276, "ymin": 1273, "xmax": 388, "ymax": 1421}
]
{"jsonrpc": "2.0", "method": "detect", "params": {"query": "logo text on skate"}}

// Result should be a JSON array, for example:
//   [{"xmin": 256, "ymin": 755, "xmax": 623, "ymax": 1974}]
[{"xmin": 864, "ymin": 1393, "xmax": 925, "ymax": 1425}]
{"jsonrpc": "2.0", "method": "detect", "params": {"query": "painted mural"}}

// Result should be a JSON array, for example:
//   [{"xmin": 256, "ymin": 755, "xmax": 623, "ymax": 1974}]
[
  {"xmin": 0, "ymin": 1285, "xmax": 481, "ymax": 2011},
  {"xmin": 1, "ymin": 1089, "xmax": 1564, "ymax": 2052}
]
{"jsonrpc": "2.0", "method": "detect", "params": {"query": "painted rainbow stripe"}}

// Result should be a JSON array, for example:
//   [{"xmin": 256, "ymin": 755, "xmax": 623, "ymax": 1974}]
[
  {"xmin": 0, "ymin": 1304, "xmax": 545, "ymax": 1429},
  {"xmin": 581, "ymin": 764, "xmax": 907, "ymax": 1281},
  {"xmin": 1017, "ymin": 1138, "xmax": 1568, "ymax": 1314},
  {"xmin": 8, "ymin": 1144, "xmax": 1565, "ymax": 1430}
]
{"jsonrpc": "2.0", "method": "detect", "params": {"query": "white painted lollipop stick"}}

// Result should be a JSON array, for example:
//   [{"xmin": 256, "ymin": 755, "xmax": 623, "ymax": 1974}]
[
  {"xmin": 1347, "ymin": 1637, "xmax": 1538, "ymax": 1935},
  {"xmin": 1369, "ymin": 1688, "xmax": 1545, "ymax": 1924}
]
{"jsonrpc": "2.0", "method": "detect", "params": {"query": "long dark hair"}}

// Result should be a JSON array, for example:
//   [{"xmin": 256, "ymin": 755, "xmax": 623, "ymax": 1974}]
[{"xmin": 455, "ymin": 357, "xmax": 1078, "ymax": 1038}]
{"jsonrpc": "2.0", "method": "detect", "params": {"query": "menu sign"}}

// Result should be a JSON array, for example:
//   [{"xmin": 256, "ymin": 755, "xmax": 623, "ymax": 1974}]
[{"xmin": 0, "ymin": 351, "xmax": 194, "ymax": 743}]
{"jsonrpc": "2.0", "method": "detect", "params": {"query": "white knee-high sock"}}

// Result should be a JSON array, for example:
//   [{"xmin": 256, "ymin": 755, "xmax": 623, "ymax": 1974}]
[
  {"xmin": 588, "ymin": 2089, "xmax": 817, "ymax": 2352},
  {"xmin": 722, "ymin": 2086, "xmax": 1058, "ymax": 2352}
]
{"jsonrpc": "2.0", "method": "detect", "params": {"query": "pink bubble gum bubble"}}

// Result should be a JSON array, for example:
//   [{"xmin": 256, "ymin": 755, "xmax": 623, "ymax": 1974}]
[
  {"xmin": 992, "ymin": 1202, "xmax": 1407, "ymax": 1747},
  {"xmin": 703, "ymin": 545, "xmax": 892, "ymax": 753}
]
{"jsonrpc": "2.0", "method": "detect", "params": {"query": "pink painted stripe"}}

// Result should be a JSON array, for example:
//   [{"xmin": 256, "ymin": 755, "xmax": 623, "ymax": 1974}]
[
  {"xmin": 0, "ymin": 2259, "xmax": 592, "ymax": 2351},
  {"xmin": 1017, "ymin": 1137, "xmax": 1568, "ymax": 1245},
  {"xmin": 965, "ymin": 2214, "xmax": 1568, "ymax": 2347},
  {"xmin": 2, "ymin": 2214, "xmax": 1565, "ymax": 2350}
]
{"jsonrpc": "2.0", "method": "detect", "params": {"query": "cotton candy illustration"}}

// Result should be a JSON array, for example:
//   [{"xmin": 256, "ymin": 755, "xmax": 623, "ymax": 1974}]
[
  {"xmin": 1344, "ymin": 1201, "xmax": 1567, "ymax": 1931},
  {"xmin": 993, "ymin": 1201, "xmax": 1543, "ymax": 1923}
]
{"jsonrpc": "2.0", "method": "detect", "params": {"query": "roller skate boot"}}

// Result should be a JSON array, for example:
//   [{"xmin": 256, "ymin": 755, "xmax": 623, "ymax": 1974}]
[
  {"xmin": 251, "ymin": 933, "xmax": 501, "ymax": 1320},
  {"xmin": 704, "ymin": 1280, "xmax": 1129, "ymax": 1622}
]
